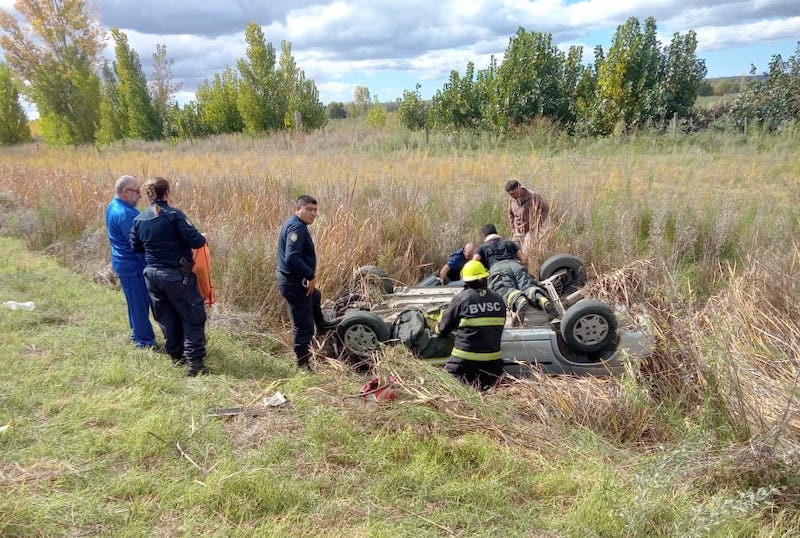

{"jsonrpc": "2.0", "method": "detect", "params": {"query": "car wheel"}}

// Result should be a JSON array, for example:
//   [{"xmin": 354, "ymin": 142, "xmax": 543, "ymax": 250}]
[
  {"xmin": 539, "ymin": 254, "xmax": 587, "ymax": 296},
  {"xmin": 336, "ymin": 310, "xmax": 390, "ymax": 357},
  {"xmin": 560, "ymin": 299, "xmax": 617, "ymax": 353},
  {"xmin": 349, "ymin": 265, "xmax": 394, "ymax": 296}
]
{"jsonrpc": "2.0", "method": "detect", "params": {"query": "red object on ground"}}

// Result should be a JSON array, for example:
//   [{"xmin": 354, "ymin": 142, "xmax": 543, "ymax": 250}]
[{"xmin": 359, "ymin": 376, "xmax": 397, "ymax": 402}]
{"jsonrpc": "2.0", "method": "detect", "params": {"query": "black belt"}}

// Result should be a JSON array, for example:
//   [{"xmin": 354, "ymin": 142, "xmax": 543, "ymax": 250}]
[{"xmin": 279, "ymin": 271, "xmax": 303, "ymax": 282}]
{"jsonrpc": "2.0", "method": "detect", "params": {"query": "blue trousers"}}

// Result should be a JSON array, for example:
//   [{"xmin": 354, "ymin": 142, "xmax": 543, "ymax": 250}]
[
  {"xmin": 118, "ymin": 273, "xmax": 156, "ymax": 347},
  {"xmin": 277, "ymin": 274, "xmax": 324, "ymax": 366},
  {"xmin": 143, "ymin": 267, "xmax": 207, "ymax": 360}
]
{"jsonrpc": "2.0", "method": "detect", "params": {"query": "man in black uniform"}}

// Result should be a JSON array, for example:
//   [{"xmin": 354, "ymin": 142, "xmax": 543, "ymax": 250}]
[
  {"xmin": 130, "ymin": 177, "xmax": 209, "ymax": 376},
  {"xmin": 433, "ymin": 260, "xmax": 506, "ymax": 390},
  {"xmin": 277, "ymin": 195, "xmax": 330, "ymax": 370},
  {"xmin": 473, "ymin": 223, "xmax": 557, "ymax": 321}
]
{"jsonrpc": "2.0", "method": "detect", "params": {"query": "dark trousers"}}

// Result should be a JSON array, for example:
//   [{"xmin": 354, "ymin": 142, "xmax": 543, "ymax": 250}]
[
  {"xmin": 118, "ymin": 273, "xmax": 156, "ymax": 347},
  {"xmin": 277, "ymin": 274, "xmax": 325, "ymax": 366},
  {"xmin": 143, "ymin": 267, "xmax": 207, "ymax": 361},
  {"xmin": 444, "ymin": 358, "xmax": 504, "ymax": 390},
  {"xmin": 488, "ymin": 260, "xmax": 545, "ymax": 310}
]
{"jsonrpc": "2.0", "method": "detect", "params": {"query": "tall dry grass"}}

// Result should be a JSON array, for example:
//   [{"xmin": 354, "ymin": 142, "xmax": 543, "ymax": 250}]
[{"xmin": 1, "ymin": 126, "xmax": 799, "ymax": 456}]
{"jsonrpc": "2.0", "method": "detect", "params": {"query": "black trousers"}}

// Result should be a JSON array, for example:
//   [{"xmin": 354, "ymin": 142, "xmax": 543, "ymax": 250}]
[
  {"xmin": 444, "ymin": 358, "xmax": 504, "ymax": 390},
  {"xmin": 277, "ymin": 274, "xmax": 325, "ymax": 366},
  {"xmin": 143, "ymin": 267, "xmax": 206, "ymax": 361}
]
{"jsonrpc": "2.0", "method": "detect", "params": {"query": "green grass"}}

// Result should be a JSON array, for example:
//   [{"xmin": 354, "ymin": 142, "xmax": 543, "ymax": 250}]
[{"xmin": 1, "ymin": 235, "xmax": 799, "ymax": 536}]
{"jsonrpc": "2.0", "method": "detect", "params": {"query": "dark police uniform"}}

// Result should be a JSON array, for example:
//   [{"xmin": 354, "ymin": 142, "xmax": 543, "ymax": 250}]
[
  {"xmin": 130, "ymin": 201, "xmax": 207, "ymax": 371},
  {"xmin": 277, "ymin": 214, "xmax": 325, "ymax": 368},
  {"xmin": 476, "ymin": 238, "xmax": 545, "ymax": 312},
  {"xmin": 443, "ymin": 246, "xmax": 469, "ymax": 282},
  {"xmin": 434, "ymin": 286, "xmax": 506, "ymax": 389}
]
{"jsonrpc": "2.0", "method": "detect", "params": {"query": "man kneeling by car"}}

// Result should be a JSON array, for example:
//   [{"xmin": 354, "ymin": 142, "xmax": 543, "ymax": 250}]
[{"xmin": 433, "ymin": 260, "xmax": 506, "ymax": 390}]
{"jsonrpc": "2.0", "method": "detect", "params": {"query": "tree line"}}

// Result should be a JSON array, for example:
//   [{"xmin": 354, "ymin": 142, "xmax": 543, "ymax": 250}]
[
  {"xmin": 0, "ymin": 1, "xmax": 326, "ymax": 145},
  {"xmin": 1, "ymin": 1, "xmax": 799, "ymax": 146}
]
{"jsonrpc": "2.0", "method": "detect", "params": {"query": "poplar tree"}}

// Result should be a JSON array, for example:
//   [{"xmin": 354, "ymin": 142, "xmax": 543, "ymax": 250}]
[
  {"xmin": 196, "ymin": 67, "xmax": 243, "ymax": 134},
  {"xmin": 0, "ymin": 62, "xmax": 31, "ymax": 144},
  {"xmin": 111, "ymin": 28, "xmax": 161, "ymax": 140},
  {"xmin": 0, "ymin": 0, "xmax": 102, "ymax": 144},
  {"xmin": 236, "ymin": 22, "xmax": 281, "ymax": 133}
]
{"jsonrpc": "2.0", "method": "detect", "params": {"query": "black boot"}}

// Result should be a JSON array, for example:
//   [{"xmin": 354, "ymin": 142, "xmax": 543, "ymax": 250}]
[
  {"xmin": 187, "ymin": 357, "xmax": 211, "ymax": 377},
  {"xmin": 170, "ymin": 354, "xmax": 187, "ymax": 366}
]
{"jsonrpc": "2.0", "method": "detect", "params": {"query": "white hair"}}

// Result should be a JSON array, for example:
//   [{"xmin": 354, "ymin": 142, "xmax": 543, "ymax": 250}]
[{"xmin": 114, "ymin": 175, "xmax": 137, "ymax": 194}]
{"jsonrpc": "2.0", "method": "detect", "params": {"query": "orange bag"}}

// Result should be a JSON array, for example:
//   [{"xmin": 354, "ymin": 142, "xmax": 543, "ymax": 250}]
[{"xmin": 192, "ymin": 244, "xmax": 215, "ymax": 306}]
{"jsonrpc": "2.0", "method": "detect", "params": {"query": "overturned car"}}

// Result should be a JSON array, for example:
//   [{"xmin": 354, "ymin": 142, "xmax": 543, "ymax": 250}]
[{"xmin": 320, "ymin": 254, "xmax": 652, "ymax": 377}]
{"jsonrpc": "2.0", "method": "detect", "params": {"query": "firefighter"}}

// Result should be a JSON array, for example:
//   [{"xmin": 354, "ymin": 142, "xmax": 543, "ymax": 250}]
[{"xmin": 433, "ymin": 260, "xmax": 506, "ymax": 390}]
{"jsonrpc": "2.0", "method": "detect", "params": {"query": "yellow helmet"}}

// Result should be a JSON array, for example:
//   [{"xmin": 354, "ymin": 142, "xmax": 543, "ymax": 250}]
[{"xmin": 461, "ymin": 260, "xmax": 489, "ymax": 282}]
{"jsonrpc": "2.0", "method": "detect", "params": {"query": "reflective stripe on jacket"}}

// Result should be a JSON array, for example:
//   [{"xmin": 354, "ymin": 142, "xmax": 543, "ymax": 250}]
[{"xmin": 435, "ymin": 286, "xmax": 505, "ymax": 362}]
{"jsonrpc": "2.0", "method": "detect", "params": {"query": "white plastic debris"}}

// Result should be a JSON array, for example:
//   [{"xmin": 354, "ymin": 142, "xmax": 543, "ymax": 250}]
[
  {"xmin": 262, "ymin": 392, "xmax": 286, "ymax": 407},
  {"xmin": 3, "ymin": 301, "xmax": 35, "ymax": 310}
]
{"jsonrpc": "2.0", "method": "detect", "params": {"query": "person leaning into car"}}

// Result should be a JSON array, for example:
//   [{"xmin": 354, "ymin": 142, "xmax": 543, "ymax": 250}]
[
  {"xmin": 276, "ymin": 195, "xmax": 332, "ymax": 371},
  {"xmin": 473, "ymin": 223, "xmax": 557, "ymax": 322},
  {"xmin": 433, "ymin": 260, "xmax": 506, "ymax": 390},
  {"xmin": 438, "ymin": 242, "xmax": 476, "ymax": 284},
  {"xmin": 505, "ymin": 178, "xmax": 549, "ymax": 259}
]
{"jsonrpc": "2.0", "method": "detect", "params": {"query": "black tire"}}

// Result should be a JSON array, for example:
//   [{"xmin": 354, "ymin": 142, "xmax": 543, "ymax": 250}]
[
  {"xmin": 349, "ymin": 265, "xmax": 394, "ymax": 296},
  {"xmin": 560, "ymin": 299, "xmax": 617, "ymax": 354},
  {"xmin": 539, "ymin": 254, "xmax": 587, "ymax": 296},
  {"xmin": 336, "ymin": 310, "xmax": 390, "ymax": 357}
]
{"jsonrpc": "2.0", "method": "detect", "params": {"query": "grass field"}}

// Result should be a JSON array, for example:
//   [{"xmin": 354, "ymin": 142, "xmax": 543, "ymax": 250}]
[{"xmin": 1, "ymin": 124, "xmax": 799, "ymax": 535}]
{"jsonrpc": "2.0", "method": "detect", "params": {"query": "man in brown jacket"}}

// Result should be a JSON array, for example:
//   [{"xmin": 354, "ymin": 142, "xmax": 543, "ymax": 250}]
[{"xmin": 505, "ymin": 179, "xmax": 549, "ymax": 258}]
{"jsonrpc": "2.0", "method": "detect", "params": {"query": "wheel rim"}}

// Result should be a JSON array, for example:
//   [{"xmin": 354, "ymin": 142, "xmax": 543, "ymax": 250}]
[
  {"xmin": 342, "ymin": 324, "xmax": 380, "ymax": 355},
  {"xmin": 572, "ymin": 314, "xmax": 610, "ymax": 346}
]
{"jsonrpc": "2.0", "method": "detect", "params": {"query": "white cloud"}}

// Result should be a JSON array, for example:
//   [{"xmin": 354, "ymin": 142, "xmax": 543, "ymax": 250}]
[{"xmin": 2, "ymin": 0, "xmax": 798, "ymax": 105}]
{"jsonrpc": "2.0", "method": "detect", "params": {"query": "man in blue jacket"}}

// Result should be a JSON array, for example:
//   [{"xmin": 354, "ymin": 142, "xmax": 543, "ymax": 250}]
[
  {"xmin": 105, "ymin": 175, "xmax": 155, "ymax": 349},
  {"xmin": 277, "ymin": 195, "xmax": 332, "ymax": 370}
]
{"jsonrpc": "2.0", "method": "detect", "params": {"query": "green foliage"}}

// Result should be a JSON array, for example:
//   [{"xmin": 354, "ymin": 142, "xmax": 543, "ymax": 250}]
[
  {"xmin": 150, "ymin": 43, "xmax": 181, "ymax": 138},
  {"xmin": 593, "ymin": 17, "xmax": 663, "ymax": 134},
  {"xmin": 584, "ymin": 17, "xmax": 706, "ymax": 135},
  {"xmin": 326, "ymin": 101, "xmax": 347, "ymax": 119},
  {"xmin": 174, "ymin": 101, "xmax": 205, "ymax": 139},
  {"xmin": 497, "ymin": 28, "xmax": 578, "ymax": 126},
  {"xmin": 234, "ymin": 28, "xmax": 326, "ymax": 134},
  {"xmin": 731, "ymin": 42, "xmax": 800, "ymax": 131},
  {"xmin": 0, "ymin": 62, "xmax": 31, "ymax": 144},
  {"xmin": 365, "ymin": 102, "xmax": 388, "ymax": 127},
  {"xmin": 236, "ymin": 22, "xmax": 281, "ymax": 133},
  {"xmin": 196, "ymin": 67, "xmax": 243, "ymax": 135},
  {"xmin": 429, "ymin": 63, "xmax": 484, "ymax": 131},
  {"xmin": 111, "ymin": 28, "xmax": 162, "ymax": 141},
  {"xmin": 352, "ymin": 85, "xmax": 371, "ymax": 118},
  {"xmin": 0, "ymin": 0, "xmax": 102, "ymax": 145},
  {"xmin": 95, "ymin": 63, "xmax": 124, "ymax": 146},
  {"xmin": 395, "ymin": 83, "xmax": 429, "ymax": 131}
]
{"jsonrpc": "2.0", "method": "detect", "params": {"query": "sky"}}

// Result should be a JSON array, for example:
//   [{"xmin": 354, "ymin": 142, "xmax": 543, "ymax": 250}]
[{"xmin": 1, "ymin": 0, "xmax": 799, "ymax": 112}]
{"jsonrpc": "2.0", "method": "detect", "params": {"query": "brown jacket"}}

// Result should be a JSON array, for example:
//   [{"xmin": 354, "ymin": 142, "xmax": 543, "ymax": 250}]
[{"xmin": 508, "ymin": 186, "xmax": 549, "ymax": 235}]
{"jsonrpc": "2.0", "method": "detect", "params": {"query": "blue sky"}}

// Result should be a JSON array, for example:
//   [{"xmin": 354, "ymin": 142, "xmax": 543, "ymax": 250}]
[{"xmin": 1, "ymin": 0, "xmax": 798, "ymax": 111}]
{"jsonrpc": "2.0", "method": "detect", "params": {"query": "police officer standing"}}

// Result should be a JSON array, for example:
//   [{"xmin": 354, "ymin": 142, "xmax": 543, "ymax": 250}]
[
  {"xmin": 433, "ymin": 260, "xmax": 506, "ymax": 390},
  {"xmin": 277, "ymin": 195, "xmax": 330, "ymax": 371},
  {"xmin": 130, "ymin": 177, "xmax": 209, "ymax": 376}
]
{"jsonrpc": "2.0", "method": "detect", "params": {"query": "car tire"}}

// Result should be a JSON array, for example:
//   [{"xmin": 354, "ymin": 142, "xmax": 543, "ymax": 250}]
[
  {"xmin": 560, "ymin": 299, "xmax": 617, "ymax": 354},
  {"xmin": 349, "ymin": 265, "xmax": 394, "ymax": 296},
  {"xmin": 336, "ymin": 310, "xmax": 391, "ymax": 357},
  {"xmin": 539, "ymin": 254, "xmax": 587, "ymax": 296}
]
